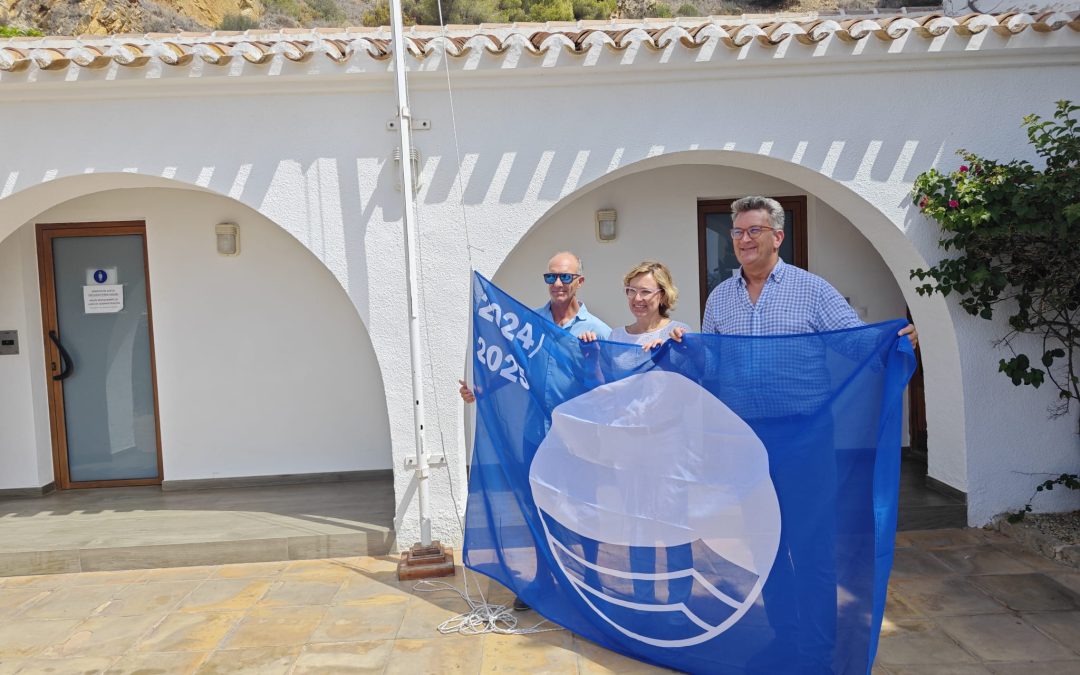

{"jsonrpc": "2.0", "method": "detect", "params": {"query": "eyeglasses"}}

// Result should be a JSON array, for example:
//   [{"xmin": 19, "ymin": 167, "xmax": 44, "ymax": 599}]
[
  {"xmin": 730, "ymin": 226, "xmax": 777, "ymax": 240},
  {"xmin": 625, "ymin": 286, "xmax": 661, "ymax": 300},
  {"xmin": 543, "ymin": 273, "xmax": 581, "ymax": 285}
]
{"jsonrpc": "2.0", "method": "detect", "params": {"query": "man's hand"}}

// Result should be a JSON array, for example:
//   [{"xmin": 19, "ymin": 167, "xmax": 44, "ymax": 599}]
[
  {"xmin": 578, "ymin": 331, "xmax": 599, "ymax": 343},
  {"xmin": 669, "ymin": 326, "xmax": 688, "ymax": 342},
  {"xmin": 458, "ymin": 379, "xmax": 476, "ymax": 404},
  {"xmin": 898, "ymin": 324, "xmax": 918, "ymax": 349}
]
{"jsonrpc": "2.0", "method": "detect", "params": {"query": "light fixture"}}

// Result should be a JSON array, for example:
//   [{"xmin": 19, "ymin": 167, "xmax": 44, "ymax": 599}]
[
  {"xmin": 595, "ymin": 209, "xmax": 617, "ymax": 242},
  {"xmin": 216, "ymin": 223, "xmax": 240, "ymax": 256}
]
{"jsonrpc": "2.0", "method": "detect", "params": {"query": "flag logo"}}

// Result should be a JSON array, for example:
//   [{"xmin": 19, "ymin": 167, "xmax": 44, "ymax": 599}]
[{"xmin": 529, "ymin": 370, "xmax": 781, "ymax": 647}]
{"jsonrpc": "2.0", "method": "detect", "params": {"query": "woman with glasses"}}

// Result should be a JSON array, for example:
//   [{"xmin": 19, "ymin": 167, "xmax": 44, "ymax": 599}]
[{"xmin": 582, "ymin": 261, "xmax": 688, "ymax": 350}]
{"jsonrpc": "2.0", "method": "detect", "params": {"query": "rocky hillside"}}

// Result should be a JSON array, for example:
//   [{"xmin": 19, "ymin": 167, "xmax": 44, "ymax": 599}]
[
  {"xmin": 0, "ymin": 0, "xmax": 922, "ymax": 36},
  {"xmin": 2, "ymin": 0, "xmax": 239, "ymax": 34},
  {"xmin": 0, "ymin": 0, "xmax": 367, "ymax": 35}
]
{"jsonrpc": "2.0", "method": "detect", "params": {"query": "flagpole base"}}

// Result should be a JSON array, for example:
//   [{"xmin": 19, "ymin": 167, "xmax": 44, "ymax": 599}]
[{"xmin": 396, "ymin": 541, "xmax": 456, "ymax": 580}]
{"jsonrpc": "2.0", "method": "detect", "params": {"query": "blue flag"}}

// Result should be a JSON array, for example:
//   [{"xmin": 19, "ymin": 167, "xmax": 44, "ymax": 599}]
[{"xmin": 463, "ymin": 273, "xmax": 916, "ymax": 674}]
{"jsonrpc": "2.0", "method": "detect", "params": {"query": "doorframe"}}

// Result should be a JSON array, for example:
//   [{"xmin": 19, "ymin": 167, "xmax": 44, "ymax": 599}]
[
  {"xmin": 906, "ymin": 307, "xmax": 928, "ymax": 461},
  {"xmin": 35, "ymin": 220, "xmax": 164, "ymax": 489}
]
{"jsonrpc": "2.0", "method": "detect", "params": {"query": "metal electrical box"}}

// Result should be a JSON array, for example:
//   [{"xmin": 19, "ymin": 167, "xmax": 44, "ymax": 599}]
[{"xmin": 0, "ymin": 330, "xmax": 18, "ymax": 355}]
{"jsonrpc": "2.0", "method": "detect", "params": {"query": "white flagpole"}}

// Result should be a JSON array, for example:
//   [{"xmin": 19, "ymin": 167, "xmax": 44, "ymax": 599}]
[{"xmin": 389, "ymin": 0, "xmax": 431, "ymax": 547}]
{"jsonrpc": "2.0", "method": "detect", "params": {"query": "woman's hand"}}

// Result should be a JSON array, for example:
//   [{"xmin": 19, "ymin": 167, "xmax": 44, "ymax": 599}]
[
  {"xmin": 641, "ymin": 339, "xmax": 664, "ymax": 351},
  {"xmin": 669, "ymin": 326, "xmax": 688, "ymax": 342},
  {"xmin": 578, "ymin": 331, "xmax": 599, "ymax": 343},
  {"xmin": 458, "ymin": 379, "xmax": 476, "ymax": 404}
]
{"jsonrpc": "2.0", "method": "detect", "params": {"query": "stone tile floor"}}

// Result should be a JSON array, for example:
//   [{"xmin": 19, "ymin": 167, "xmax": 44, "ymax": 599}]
[
  {"xmin": 0, "ymin": 481, "xmax": 397, "ymax": 576},
  {"xmin": 0, "ymin": 528, "xmax": 1077, "ymax": 674}
]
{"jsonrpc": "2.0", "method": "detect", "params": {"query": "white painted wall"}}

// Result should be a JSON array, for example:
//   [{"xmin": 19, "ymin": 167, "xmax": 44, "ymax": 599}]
[
  {"xmin": 0, "ymin": 26, "xmax": 1077, "ymax": 531},
  {"xmin": 0, "ymin": 225, "xmax": 53, "ymax": 489},
  {"xmin": 0, "ymin": 187, "xmax": 391, "ymax": 488}
]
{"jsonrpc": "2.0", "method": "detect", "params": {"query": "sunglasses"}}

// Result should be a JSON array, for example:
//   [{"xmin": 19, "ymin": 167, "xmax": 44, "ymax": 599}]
[{"xmin": 543, "ymin": 273, "xmax": 581, "ymax": 285}]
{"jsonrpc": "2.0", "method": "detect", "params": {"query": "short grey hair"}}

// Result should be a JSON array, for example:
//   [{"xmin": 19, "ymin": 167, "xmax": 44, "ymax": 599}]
[{"xmin": 731, "ymin": 196, "xmax": 785, "ymax": 232}]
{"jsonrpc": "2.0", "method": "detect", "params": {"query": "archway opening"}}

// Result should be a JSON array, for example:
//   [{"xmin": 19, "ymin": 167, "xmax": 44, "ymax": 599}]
[
  {"xmin": 494, "ymin": 155, "xmax": 967, "ymax": 527},
  {"xmin": 0, "ymin": 181, "xmax": 392, "ymax": 491}
]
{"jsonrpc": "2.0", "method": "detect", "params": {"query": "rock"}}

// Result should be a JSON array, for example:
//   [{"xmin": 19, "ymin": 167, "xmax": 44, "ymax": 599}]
[
  {"xmin": 993, "ymin": 511, "xmax": 1080, "ymax": 570},
  {"xmin": 0, "ymin": 0, "xmax": 256, "ymax": 35}
]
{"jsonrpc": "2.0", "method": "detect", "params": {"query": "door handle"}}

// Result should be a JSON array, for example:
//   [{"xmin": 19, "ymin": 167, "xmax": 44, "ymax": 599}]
[{"xmin": 48, "ymin": 330, "xmax": 73, "ymax": 381}]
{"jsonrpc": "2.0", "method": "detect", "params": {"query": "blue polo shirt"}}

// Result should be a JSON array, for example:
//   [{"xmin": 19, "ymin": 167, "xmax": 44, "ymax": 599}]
[{"xmin": 536, "ymin": 301, "xmax": 611, "ymax": 339}]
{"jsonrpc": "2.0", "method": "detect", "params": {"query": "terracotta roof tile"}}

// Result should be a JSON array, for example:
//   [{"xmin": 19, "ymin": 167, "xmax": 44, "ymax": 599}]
[{"xmin": 0, "ymin": 11, "xmax": 1076, "ymax": 76}]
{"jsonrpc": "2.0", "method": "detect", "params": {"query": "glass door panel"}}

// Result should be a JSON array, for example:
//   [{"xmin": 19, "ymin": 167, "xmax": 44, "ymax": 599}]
[{"xmin": 48, "ymin": 232, "xmax": 160, "ymax": 484}]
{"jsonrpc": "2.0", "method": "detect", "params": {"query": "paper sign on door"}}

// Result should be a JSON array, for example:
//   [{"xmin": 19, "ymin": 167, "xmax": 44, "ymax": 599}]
[{"xmin": 83, "ymin": 285, "xmax": 124, "ymax": 314}]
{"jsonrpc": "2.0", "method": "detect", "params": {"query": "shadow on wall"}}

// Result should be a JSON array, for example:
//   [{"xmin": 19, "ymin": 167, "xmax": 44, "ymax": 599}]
[
  {"xmin": 413, "ymin": 79, "xmax": 959, "ymax": 208},
  {"xmin": 420, "ymin": 136, "xmax": 947, "ymax": 209}
]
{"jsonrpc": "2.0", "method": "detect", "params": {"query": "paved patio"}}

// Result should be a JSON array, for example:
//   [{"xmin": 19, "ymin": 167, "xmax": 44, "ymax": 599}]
[
  {"xmin": 0, "ymin": 458, "xmax": 961, "ymax": 580},
  {"xmin": 0, "ymin": 528, "xmax": 1077, "ymax": 674},
  {"xmin": 0, "ymin": 480, "xmax": 396, "ymax": 577}
]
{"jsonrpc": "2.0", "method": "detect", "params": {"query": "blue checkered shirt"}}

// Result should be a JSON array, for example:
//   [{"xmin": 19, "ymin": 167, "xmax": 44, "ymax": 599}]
[
  {"xmin": 700, "ymin": 259, "xmax": 863, "ymax": 417},
  {"xmin": 702, "ymin": 259, "xmax": 861, "ymax": 336}
]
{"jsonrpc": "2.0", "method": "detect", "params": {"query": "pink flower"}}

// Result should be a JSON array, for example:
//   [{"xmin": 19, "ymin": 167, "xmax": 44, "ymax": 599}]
[
  {"xmin": 948, "ymin": 199, "xmax": 960, "ymax": 208},
  {"xmin": 959, "ymin": 165, "xmax": 969, "ymax": 173},
  {"xmin": 918, "ymin": 195, "xmax": 929, "ymax": 209}
]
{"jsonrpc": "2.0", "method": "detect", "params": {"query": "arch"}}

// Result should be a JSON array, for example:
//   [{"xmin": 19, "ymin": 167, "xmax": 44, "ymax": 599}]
[
  {"xmin": 497, "ymin": 149, "xmax": 968, "ymax": 494},
  {"xmin": 0, "ymin": 174, "xmax": 393, "ymax": 485},
  {"xmin": 0, "ymin": 169, "xmax": 364, "ymax": 319},
  {"xmin": 0, "ymin": 173, "xmax": 212, "ymax": 247}
]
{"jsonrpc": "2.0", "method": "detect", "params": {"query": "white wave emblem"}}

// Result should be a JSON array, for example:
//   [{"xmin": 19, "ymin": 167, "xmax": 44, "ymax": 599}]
[{"xmin": 528, "ymin": 370, "xmax": 781, "ymax": 647}]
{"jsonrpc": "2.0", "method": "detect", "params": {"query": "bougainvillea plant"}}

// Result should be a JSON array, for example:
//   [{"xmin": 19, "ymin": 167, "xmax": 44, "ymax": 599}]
[{"xmin": 910, "ymin": 100, "xmax": 1079, "ymax": 519}]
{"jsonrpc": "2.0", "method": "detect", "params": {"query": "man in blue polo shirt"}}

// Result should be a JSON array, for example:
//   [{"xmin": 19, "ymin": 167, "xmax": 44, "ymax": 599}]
[
  {"xmin": 460, "ymin": 251, "xmax": 611, "ymax": 405},
  {"xmin": 534, "ymin": 250, "xmax": 612, "ymax": 339},
  {"xmin": 459, "ymin": 252, "xmax": 610, "ymax": 612}
]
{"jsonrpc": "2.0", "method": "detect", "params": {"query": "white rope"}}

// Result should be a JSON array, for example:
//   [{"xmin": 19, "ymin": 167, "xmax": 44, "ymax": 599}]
[
  {"xmin": 434, "ymin": 3, "xmax": 481, "ymax": 262},
  {"xmin": 401, "ymin": 0, "xmax": 562, "ymax": 638},
  {"xmin": 412, "ymin": 579, "xmax": 564, "ymax": 636}
]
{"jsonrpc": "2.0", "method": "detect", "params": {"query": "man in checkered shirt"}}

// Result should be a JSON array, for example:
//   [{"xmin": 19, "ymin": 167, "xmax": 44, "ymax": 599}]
[
  {"xmin": 671, "ymin": 195, "xmax": 916, "ymax": 670},
  {"xmin": 679, "ymin": 195, "xmax": 918, "ymax": 343}
]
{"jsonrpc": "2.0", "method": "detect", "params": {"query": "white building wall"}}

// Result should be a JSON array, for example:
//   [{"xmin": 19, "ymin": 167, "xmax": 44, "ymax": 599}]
[
  {"xmin": 0, "ymin": 187, "xmax": 392, "ymax": 487},
  {"xmin": 0, "ymin": 27, "xmax": 1077, "ymax": 532},
  {"xmin": 405, "ymin": 56, "xmax": 1080, "ymax": 524}
]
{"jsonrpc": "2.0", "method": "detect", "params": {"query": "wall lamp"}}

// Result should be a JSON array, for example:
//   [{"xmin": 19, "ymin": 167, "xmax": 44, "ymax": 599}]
[
  {"xmin": 595, "ymin": 209, "xmax": 617, "ymax": 242},
  {"xmin": 216, "ymin": 223, "xmax": 240, "ymax": 256}
]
